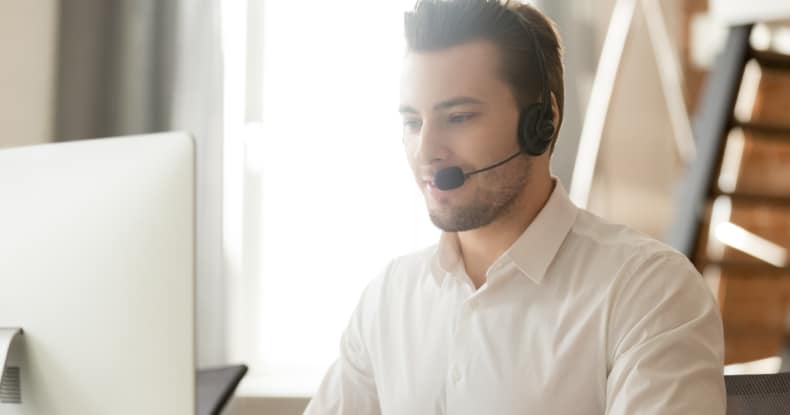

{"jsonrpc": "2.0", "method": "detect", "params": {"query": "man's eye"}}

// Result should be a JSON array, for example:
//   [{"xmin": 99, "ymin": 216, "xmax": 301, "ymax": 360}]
[
  {"xmin": 403, "ymin": 120, "xmax": 422, "ymax": 130},
  {"xmin": 450, "ymin": 113, "xmax": 475, "ymax": 123}
]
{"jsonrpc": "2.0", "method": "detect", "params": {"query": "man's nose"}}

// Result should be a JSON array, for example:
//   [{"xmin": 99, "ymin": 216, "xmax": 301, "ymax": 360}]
[{"xmin": 416, "ymin": 121, "xmax": 450, "ymax": 165}]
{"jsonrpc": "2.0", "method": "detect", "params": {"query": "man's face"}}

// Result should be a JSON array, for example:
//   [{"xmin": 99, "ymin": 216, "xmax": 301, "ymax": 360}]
[{"xmin": 399, "ymin": 39, "xmax": 532, "ymax": 232}]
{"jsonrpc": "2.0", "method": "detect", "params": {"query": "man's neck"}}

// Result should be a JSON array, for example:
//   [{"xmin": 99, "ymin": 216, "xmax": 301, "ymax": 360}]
[{"xmin": 457, "ymin": 175, "xmax": 555, "ymax": 289}]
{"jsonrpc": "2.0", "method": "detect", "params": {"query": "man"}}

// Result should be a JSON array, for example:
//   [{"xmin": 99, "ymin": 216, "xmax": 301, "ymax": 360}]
[{"xmin": 305, "ymin": 0, "xmax": 725, "ymax": 413}]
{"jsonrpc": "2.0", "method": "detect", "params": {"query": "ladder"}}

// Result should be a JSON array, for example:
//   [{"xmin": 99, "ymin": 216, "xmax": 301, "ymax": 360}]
[{"xmin": 668, "ymin": 24, "xmax": 790, "ymax": 364}]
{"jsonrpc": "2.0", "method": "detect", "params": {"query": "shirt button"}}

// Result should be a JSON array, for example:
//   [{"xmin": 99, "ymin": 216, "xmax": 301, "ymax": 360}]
[
  {"xmin": 452, "ymin": 368, "xmax": 462, "ymax": 383},
  {"xmin": 469, "ymin": 299, "xmax": 479, "ymax": 309}
]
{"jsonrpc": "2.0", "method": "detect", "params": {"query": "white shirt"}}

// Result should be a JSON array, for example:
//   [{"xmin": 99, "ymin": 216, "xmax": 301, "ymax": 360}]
[{"xmin": 304, "ymin": 180, "xmax": 725, "ymax": 414}]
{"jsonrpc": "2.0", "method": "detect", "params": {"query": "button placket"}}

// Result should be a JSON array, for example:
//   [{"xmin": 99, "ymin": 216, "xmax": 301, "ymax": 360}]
[
  {"xmin": 448, "ymin": 292, "xmax": 485, "ymax": 393},
  {"xmin": 448, "ymin": 295, "xmax": 470, "ymax": 392}
]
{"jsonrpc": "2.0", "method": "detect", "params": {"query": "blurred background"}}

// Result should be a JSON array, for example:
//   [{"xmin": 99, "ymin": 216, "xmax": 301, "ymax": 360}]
[{"xmin": 2, "ymin": 0, "xmax": 790, "ymax": 413}]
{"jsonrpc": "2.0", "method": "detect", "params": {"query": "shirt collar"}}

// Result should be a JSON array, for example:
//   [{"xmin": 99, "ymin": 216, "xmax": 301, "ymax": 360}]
[
  {"xmin": 430, "ymin": 231, "xmax": 462, "ymax": 284},
  {"xmin": 430, "ymin": 178, "xmax": 578, "ymax": 286}
]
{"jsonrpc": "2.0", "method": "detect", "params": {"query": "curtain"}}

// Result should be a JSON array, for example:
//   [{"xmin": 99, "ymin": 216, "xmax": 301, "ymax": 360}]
[{"xmin": 55, "ymin": 0, "xmax": 226, "ymax": 367}]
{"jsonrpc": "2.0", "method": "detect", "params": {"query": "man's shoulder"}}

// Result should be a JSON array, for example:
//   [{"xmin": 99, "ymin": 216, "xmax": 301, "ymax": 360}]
[
  {"xmin": 379, "ymin": 243, "xmax": 437, "ymax": 288},
  {"xmin": 565, "ymin": 209, "xmax": 697, "ymax": 285},
  {"xmin": 572, "ymin": 208, "xmax": 684, "ymax": 256},
  {"xmin": 393, "ymin": 243, "xmax": 437, "ymax": 269},
  {"xmin": 363, "ymin": 244, "xmax": 437, "ymax": 293}
]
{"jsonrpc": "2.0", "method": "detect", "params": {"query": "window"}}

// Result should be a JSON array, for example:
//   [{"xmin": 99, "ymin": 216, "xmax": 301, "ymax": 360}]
[{"xmin": 223, "ymin": 0, "xmax": 438, "ymax": 396}]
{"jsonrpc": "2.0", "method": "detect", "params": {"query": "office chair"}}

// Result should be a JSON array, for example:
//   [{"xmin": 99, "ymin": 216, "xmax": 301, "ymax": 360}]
[
  {"xmin": 198, "ymin": 365, "xmax": 248, "ymax": 415},
  {"xmin": 726, "ymin": 372, "xmax": 790, "ymax": 415}
]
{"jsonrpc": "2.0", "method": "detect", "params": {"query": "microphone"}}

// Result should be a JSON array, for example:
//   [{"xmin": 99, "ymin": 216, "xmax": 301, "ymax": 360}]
[{"xmin": 433, "ymin": 150, "xmax": 523, "ymax": 191}]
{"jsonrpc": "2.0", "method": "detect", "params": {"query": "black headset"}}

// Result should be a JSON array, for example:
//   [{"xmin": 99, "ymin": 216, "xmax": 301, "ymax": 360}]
[{"xmin": 509, "ymin": 5, "xmax": 556, "ymax": 156}]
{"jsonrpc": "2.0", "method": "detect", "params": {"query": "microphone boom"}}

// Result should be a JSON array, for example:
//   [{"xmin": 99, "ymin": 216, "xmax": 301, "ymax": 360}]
[{"xmin": 433, "ymin": 150, "xmax": 522, "ymax": 191}]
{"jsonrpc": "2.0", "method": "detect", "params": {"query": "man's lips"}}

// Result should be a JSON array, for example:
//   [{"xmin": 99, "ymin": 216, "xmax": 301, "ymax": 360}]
[{"xmin": 423, "ymin": 178, "xmax": 461, "ymax": 197}]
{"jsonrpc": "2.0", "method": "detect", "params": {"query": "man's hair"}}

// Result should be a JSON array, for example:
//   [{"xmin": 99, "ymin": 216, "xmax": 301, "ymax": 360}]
[{"xmin": 404, "ymin": 0, "xmax": 564, "ymax": 150}]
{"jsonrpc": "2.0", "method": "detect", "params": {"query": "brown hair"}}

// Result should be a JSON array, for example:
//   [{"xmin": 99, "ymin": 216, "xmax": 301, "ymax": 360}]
[{"xmin": 404, "ymin": 0, "xmax": 564, "ymax": 150}]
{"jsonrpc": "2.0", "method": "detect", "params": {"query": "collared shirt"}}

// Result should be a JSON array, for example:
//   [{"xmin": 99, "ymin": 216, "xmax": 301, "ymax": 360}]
[{"xmin": 304, "ymin": 180, "xmax": 725, "ymax": 415}]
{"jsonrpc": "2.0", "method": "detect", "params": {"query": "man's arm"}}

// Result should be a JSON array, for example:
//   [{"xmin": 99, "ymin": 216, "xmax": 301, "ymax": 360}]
[
  {"xmin": 605, "ymin": 251, "xmax": 726, "ymax": 414},
  {"xmin": 304, "ymin": 266, "xmax": 389, "ymax": 415}
]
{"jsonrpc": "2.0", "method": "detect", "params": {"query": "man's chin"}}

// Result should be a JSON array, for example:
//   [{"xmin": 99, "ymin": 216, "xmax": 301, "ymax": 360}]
[
  {"xmin": 429, "ymin": 211, "xmax": 479, "ymax": 233},
  {"xmin": 428, "ymin": 216, "xmax": 457, "ymax": 232}
]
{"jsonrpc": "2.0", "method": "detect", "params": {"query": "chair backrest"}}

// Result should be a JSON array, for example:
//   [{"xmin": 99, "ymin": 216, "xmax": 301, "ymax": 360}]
[
  {"xmin": 197, "ymin": 365, "xmax": 248, "ymax": 415},
  {"xmin": 726, "ymin": 372, "xmax": 790, "ymax": 415}
]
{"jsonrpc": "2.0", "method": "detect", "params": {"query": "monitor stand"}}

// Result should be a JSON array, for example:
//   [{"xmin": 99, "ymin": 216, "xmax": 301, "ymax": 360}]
[
  {"xmin": 0, "ymin": 328, "xmax": 247, "ymax": 413},
  {"xmin": 0, "ymin": 328, "xmax": 23, "ymax": 404}
]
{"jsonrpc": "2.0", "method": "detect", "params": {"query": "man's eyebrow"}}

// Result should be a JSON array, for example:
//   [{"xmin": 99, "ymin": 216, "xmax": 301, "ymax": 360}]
[{"xmin": 398, "ymin": 96, "xmax": 484, "ymax": 114}]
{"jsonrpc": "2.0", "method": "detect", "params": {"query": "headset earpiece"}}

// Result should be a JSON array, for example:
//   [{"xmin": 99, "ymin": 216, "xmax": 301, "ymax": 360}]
[
  {"xmin": 518, "ymin": 103, "xmax": 554, "ymax": 156},
  {"xmin": 509, "ymin": 6, "xmax": 556, "ymax": 157}
]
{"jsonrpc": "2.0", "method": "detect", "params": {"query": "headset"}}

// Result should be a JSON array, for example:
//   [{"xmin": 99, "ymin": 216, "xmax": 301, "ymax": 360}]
[{"xmin": 507, "ymin": 1, "xmax": 556, "ymax": 156}]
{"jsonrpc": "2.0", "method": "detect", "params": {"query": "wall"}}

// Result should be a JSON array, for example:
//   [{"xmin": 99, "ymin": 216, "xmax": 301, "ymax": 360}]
[
  {"xmin": 0, "ymin": 1, "xmax": 58, "ymax": 148},
  {"xmin": 710, "ymin": 0, "xmax": 790, "ymax": 24}
]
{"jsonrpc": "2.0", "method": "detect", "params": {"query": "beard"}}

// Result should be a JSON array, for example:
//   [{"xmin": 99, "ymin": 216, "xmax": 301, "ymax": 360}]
[{"xmin": 427, "ymin": 155, "xmax": 531, "ymax": 232}]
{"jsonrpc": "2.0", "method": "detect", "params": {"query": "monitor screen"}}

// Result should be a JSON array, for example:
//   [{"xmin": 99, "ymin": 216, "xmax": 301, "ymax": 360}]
[{"xmin": 0, "ymin": 132, "xmax": 195, "ymax": 414}]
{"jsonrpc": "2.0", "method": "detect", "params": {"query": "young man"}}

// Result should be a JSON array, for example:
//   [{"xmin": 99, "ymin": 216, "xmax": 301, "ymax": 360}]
[{"xmin": 305, "ymin": 1, "xmax": 725, "ymax": 413}]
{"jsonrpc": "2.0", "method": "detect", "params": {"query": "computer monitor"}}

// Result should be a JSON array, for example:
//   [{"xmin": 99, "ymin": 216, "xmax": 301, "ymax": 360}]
[{"xmin": 0, "ymin": 132, "xmax": 195, "ymax": 414}]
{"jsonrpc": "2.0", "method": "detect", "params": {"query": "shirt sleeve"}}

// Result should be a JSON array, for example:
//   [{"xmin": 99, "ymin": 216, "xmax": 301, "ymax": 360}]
[
  {"xmin": 303, "ymin": 266, "xmax": 388, "ymax": 415},
  {"xmin": 605, "ymin": 251, "xmax": 726, "ymax": 415}
]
